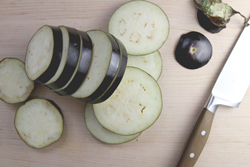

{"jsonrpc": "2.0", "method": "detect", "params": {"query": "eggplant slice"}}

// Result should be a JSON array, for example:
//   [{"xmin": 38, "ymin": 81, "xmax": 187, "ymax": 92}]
[
  {"xmin": 90, "ymin": 36, "xmax": 127, "ymax": 104},
  {"xmin": 93, "ymin": 67, "xmax": 162, "ymax": 136},
  {"xmin": 127, "ymin": 51, "xmax": 162, "ymax": 80},
  {"xmin": 72, "ymin": 30, "xmax": 121, "ymax": 102},
  {"xmin": 15, "ymin": 99, "xmax": 64, "ymax": 149},
  {"xmin": 85, "ymin": 103, "xmax": 141, "ymax": 144},
  {"xmin": 54, "ymin": 30, "xmax": 93, "ymax": 96},
  {"xmin": 108, "ymin": 0, "xmax": 169, "ymax": 55},
  {"xmin": 25, "ymin": 25, "xmax": 63, "ymax": 84},
  {"xmin": 45, "ymin": 26, "xmax": 70, "ymax": 85},
  {"xmin": 0, "ymin": 58, "xmax": 34, "ymax": 104},
  {"xmin": 46, "ymin": 26, "xmax": 81, "ymax": 90}
]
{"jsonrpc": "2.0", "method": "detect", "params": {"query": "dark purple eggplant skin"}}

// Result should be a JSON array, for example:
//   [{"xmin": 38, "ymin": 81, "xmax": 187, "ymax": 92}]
[
  {"xmin": 78, "ymin": 31, "xmax": 121, "ymax": 102},
  {"xmin": 54, "ymin": 30, "xmax": 93, "ymax": 96},
  {"xmin": 175, "ymin": 31, "xmax": 212, "ymax": 69},
  {"xmin": 46, "ymin": 26, "xmax": 81, "ymax": 90},
  {"xmin": 90, "ymin": 35, "xmax": 127, "ymax": 104},
  {"xmin": 36, "ymin": 26, "xmax": 63, "ymax": 84},
  {"xmin": 197, "ymin": 10, "xmax": 224, "ymax": 34}
]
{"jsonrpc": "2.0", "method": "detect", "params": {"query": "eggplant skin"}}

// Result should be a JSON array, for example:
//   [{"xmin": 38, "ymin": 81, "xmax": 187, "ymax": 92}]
[
  {"xmin": 75, "ymin": 30, "xmax": 121, "ymax": 102},
  {"xmin": 35, "ymin": 26, "xmax": 63, "ymax": 84},
  {"xmin": 197, "ymin": 10, "xmax": 224, "ymax": 34},
  {"xmin": 88, "ymin": 33, "xmax": 121, "ymax": 101},
  {"xmin": 175, "ymin": 31, "xmax": 213, "ymax": 69},
  {"xmin": 46, "ymin": 26, "xmax": 81, "ymax": 90},
  {"xmin": 90, "ymin": 35, "xmax": 127, "ymax": 104}
]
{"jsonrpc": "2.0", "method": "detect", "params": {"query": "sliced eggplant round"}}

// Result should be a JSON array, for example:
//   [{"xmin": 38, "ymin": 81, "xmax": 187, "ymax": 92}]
[
  {"xmin": 71, "ymin": 30, "xmax": 121, "ymax": 102},
  {"xmin": 0, "ymin": 58, "xmax": 34, "ymax": 104},
  {"xmin": 46, "ymin": 26, "xmax": 81, "ymax": 90},
  {"xmin": 108, "ymin": 0, "xmax": 170, "ymax": 55},
  {"xmin": 93, "ymin": 67, "xmax": 162, "ymax": 136},
  {"xmin": 90, "ymin": 36, "xmax": 127, "ymax": 104},
  {"xmin": 14, "ymin": 99, "xmax": 64, "ymax": 149},
  {"xmin": 127, "ymin": 51, "xmax": 162, "ymax": 80},
  {"xmin": 25, "ymin": 25, "xmax": 63, "ymax": 84},
  {"xmin": 85, "ymin": 103, "xmax": 141, "ymax": 144},
  {"xmin": 44, "ymin": 26, "xmax": 70, "ymax": 85},
  {"xmin": 54, "ymin": 30, "xmax": 93, "ymax": 96}
]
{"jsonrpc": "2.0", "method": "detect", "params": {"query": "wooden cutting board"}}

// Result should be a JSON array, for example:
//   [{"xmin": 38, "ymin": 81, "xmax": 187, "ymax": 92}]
[{"xmin": 1, "ymin": 0, "xmax": 250, "ymax": 166}]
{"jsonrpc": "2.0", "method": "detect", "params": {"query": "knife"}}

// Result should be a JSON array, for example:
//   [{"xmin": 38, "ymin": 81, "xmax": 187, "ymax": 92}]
[{"xmin": 175, "ymin": 18, "xmax": 250, "ymax": 167}]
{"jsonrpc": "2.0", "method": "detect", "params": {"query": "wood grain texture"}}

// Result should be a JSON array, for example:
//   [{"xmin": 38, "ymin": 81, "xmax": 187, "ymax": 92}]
[{"xmin": 0, "ymin": 0, "xmax": 250, "ymax": 167}]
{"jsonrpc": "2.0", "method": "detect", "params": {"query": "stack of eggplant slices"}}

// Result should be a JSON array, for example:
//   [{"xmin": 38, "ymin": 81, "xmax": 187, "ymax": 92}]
[
  {"xmin": 4, "ymin": 0, "xmax": 170, "ymax": 148},
  {"xmin": 25, "ymin": 26, "xmax": 127, "ymax": 103}
]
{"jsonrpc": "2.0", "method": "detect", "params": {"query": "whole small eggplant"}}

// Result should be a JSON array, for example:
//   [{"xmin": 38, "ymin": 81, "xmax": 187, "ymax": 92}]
[{"xmin": 175, "ymin": 31, "xmax": 212, "ymax": 69}]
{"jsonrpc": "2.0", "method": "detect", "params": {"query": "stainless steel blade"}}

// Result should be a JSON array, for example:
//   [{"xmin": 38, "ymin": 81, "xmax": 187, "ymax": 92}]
[{"xmin": 206, "ymin": 19, "xmax": 250, "ymax": 113}]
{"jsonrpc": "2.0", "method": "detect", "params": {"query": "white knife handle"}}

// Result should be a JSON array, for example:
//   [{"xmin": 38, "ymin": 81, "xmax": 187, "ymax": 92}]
[{"xmin": 176, "ymin": 108, "xmax": 215, "ymax": 167}]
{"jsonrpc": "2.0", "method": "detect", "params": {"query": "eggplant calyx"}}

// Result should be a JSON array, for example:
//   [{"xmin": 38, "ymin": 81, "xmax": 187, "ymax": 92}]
[
  {"xmin": 189, "ymin": 46, "xmax": 198, "ymax": 55},
  {"xmin": 194, "ymin": 0, "xmax": 249, "ymax": 28}
]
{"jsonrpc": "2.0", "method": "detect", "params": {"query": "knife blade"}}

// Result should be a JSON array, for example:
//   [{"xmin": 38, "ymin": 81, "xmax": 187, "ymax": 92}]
[{"xmin": 176, "ymin": 18, "xmax": 250, "ymax": 167}]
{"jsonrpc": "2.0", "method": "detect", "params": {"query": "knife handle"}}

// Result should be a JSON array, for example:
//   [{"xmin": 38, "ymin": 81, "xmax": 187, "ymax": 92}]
[{"xmin": 176, "ymin": 108, "xmax": 215, "ymax": 167}]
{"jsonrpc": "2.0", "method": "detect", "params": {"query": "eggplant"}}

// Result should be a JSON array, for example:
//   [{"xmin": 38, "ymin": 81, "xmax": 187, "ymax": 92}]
[
  {"xmin": 93, "ymin": 67, "xmax": 162, "ymax": 136},
  {"xmin": 45, "ymin": 26, "xmax": 70, "ymax": 85},
  {"xmin": 85, "ymin": 103, "xmax": 141, "ymax": 144},
  {"xmin": 71, "ymin": 30, "xmax": 121, "ymax": 102},
  {"xmin": 25, "ymin": 25, "xmax": 63, "ymax": 84},
  {"xmin": 54, "ymin": 30, "xmax": 93, "ymax": 96},
  {"xmin": 14, "ymin": 99, "xmax": 64, "ymax": 149},
  {"xmin": 127, "ymin": 50, "xmax": 162, "ymax": 80},
  {"xmin": 90, "ymin": 35, "xmax": 127, "ymax": 104},
  {"xmin": 175, "ymin": 31, "xmax": 212, "ymax": 69},
  {"xmin": 0, "ymin": 58, "xmax": 34, "ymax": 104},
  {"xmin": 108, "ymin": 0, "xmax": 169, "ymax": 55},
  {"xmin": 46, "ymin": 26, "xmax": 81, "ymax": 90},
  {"xmin": 194, "ymin": 0, "xmax": 249, "ymax": 33},
  {"xmin": 197, "ymin": 9, "xmax": 224, "ymax": 34}
]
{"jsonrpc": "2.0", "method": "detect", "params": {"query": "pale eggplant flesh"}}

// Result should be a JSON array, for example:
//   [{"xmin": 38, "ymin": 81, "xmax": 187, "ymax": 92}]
[
  {"xmin": 108, "ymin": 0, "xmax": 170, "ymax": 56},
  {"xmin": 0, "ymin": 58, "xmax": 34, "ymax": 104},
  {"xmin": 14, "ymin": 98, "xmax": 64, "ymax": 149},
  {"xmin": 93, "ymin": 66, "xmax": 163, "ymax": 136},
  {"xmin": 25, "ymin": 25, "xmax": 63, "ymax": 84},
  {"xmin": 85, "ymin": 103, "xmax": 141, "ymax": 144}
]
